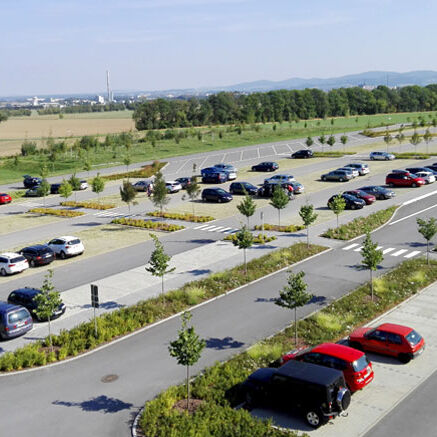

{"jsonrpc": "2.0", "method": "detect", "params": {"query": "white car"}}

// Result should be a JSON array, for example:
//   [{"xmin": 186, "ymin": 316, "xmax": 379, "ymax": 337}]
[
  {"xmin": 165, "ymin": 181, "xmax": 183, "ymax": 193},
  {"xmin": 47, "ymin": 236, "xmax": 85, "ymax": 259},
  {"xmin": 79, "ymin": 180, "xmax": 88, "ymax": 190},
  {"xmin": 338, "ymin": 167, "xmax": 359, "ymax": 178},
  {"xmin": 0, "ymin": 252, "xmax": 29, "ymax": 276},
  {"xmin": 264, "ymin": 174, "xmax": 295, "ymax": 184},
  {"xmin": 346, "ymin": 163, "xmax": 369, "ymax": 175},
  {"xmin": 414, "ymin": 171, "xmax": 436, "ymax": 184}
]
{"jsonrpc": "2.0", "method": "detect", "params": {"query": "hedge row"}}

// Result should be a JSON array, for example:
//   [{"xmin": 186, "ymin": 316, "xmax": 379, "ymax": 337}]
[
  {"xmin": 60, "ymin": 201, "xmax": 116, "ymax": 210},
  {"xmin": 28, "ymin": 208, "xmax": 85, "ymax": 217},
  {"xmin": 0, "ymin": 243, "xmax": 325, "ymax": 372},
  {"xmin": 254, "ymin": 223, "xmax": 304, "ymax": 233},
  {"xmin": 147, "ymin": 211, "xmax": 215, "ymax": 222},
  {"xmin": 112, "ymin": 218, "xmax": 185, "ymax": 232},
  {"xmin": 101, "ymin": 161, "xmax": 166, "ymax": 181},
  {"xmin": 313, "ymin": 151, "xmax": 355, "ymax": 157},
  {"xmin": 322, "ymin": 206, "xmax": 398, "ymax": 240},
  {"xmin": 224, "ymin": 233, "xmax": 277, "ymax": 244},
  {"xmin": 393, "ymin": 152, "xmax": 437, "ymax": 159},
  {"xmin": 140, "ymin": 257, "xmax": 437, "ymax": 436}
]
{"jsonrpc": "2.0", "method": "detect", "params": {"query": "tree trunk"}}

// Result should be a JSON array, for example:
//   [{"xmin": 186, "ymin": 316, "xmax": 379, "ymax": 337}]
[
  {"xmin": 306, "ymin": 226, "xmax": 309, "ymax": 248},
  {"xmin": 370, "ymin": 269, "xmax": 374, "ymax": 301},
  {"xmin": 161, "ymin": 275, "xmax": 164, "ymax": 295},
  {"xmin": 244, "ymin": 248, "xmax": 247, "ymax": 275},
  {"xmin": 48, "ymin": 315, "xmax": 52, "ymax": 351},
  {"xmin": 294, "ymin": 308, "xmax": 298, "ymax": 345},
  {"xmin": 278, "ymin": 210, "xmax": 281, "ymax": 228},
  {"xmin": 427, "ymin": 240, "xmax": 430, "ymax": 265},
  {"xmin": 336, "ymin": 214, "xmax": 339, "ymax": 229},
  {"xmin": 186, "ymin": 365, "xmax": 190, "ymax": 411}
]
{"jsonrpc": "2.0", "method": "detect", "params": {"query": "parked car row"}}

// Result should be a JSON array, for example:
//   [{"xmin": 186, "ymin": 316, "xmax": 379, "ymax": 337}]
[
  {"xmin": 243, "ymin": 322, "xmax": 425, "ymax": 428},
  {"xmin": 23, "ymin": 175, "xmax": 88, "ymax": 197},
  {"xmin": 321, "ymin": 163, "xmax": 370, "ymax": 182},
  {"xmin": 0, "ymin": 236, "xmax": 84, "ymax": 277}
]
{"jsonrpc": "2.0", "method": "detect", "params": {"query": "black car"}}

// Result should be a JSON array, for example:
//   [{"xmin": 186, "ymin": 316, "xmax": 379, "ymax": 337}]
[
  {"xmin": 175, "ymin": 177, "xmax": 192, "ymax": 189},
  {"xmin": 251, "ymin": 161, "xmax": 279, "ymax": 172},
  {"xmin": 133, "ymin": 180, "xmax": 150, "ymax": 192},
  {"xmin": 229, "ymin": 182, "xmax": 258, "ymax": 195},
  {"xmin": 291, "ymin": 149, "xmax": 314, "ymax": 159},
  {"xmin": 201, "ymin": 188, "xmax": 233, "ymax": 203},
  {"xmin": 202, "ymin": 172, "xmax": 228, "ymax": 183},
  {"xmin": 23, "ymin": 175, "xmax": 42, "ymax": 189},
  {"xmin": 257, "ymin": 182, "xmax": 294, "ymax": 198},
  {"xmin": 50, "ymin": 183, "xmax": 61, "ymax": 194},
  {"xmin": 20, "ymin": 244, "xmax": 55, "ymax": 267},
  {"xmin": 359, "ymin": 185, "xmax": 396, "ymax": 200},
  {"xmin": 327, "ymin": 193, "xmax": 366, "ymax": 210},
  {"xmin": 406, "ymin": 167, "xmax": 437, "ymax": 176},
  {"xmin": 242, "ymin": 360, "xmax": 351, "ymax": 428},
  {"xmin": 7, "ymin": 288, "xmax": 66, "ymax": 321}
]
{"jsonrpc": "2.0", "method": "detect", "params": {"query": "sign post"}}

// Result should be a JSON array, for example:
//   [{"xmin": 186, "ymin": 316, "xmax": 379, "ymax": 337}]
[{"xmin": 91, "ymin": 284, "xmax": 99, "ymax": 338}]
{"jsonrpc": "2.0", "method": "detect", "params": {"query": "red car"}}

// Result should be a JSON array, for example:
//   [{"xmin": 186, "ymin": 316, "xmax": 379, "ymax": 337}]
[
  {"xmin": 385, "ymin": 173, "xmax": 425, "ymax": 188},
  {"xmin": 344, "ymin": 190, "xmax": 376, "ymax": 205},
  {"xmin": 0, "ymin": 193, "xmax": 12, "ymax": 204},
  {"xmin": 279, "ymin": 343, "xmax": 374, "ymax": 392},
  {"xmin": 349, "ymin": 323, "xmax": 425, "ymax": 363}
]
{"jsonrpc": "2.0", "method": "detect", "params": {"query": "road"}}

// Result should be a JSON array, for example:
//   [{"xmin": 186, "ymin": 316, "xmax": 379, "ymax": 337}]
[{"xmin": 0, "ymin": 189, "xmax": 435, "ymax": 436}]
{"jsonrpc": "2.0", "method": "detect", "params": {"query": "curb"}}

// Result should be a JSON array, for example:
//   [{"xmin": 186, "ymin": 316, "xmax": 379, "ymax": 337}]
[
  {"xmin": 0, "ymin": 246, "xmax": 331, "ymax": 378},
  {"xmin": 131, "ymin": 406, "xmax": 145, "ymax": 437}
]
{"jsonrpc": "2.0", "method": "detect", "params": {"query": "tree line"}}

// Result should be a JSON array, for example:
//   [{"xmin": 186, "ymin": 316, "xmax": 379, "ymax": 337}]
[
  {"xmin": 37, "ymin": 102, "xmax": 132, "ymax": 115},
  {"xmin": 133, "ymin": 84, "xmax": 437, "ymax": 130}
]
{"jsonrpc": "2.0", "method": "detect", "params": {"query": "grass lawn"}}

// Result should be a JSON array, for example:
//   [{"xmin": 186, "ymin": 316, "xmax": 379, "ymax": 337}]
[{"xmin": 0, "ymin": 213, "xmax": 63, "ymax": 236}]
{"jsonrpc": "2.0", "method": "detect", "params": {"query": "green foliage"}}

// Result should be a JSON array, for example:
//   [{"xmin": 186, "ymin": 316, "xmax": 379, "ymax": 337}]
[
  {"xmin": 147, "ymin": 211, "xmax": 214, "ymax": 222},
  {"xmin": 299, "ymin": 204, "xmax": 318, "ymax": 247},
  {"xmin": 21, "ymin": 140, "xmax": 38, "ymax": 156},
  {"xmin": 269, "ymin": 185, "xmax": 289, "ymax": 227},
  {"xmin": 340, "ymin": 134, "xmax": 348, "ymax": 146},
  {"xmin": 323, "ymin": 206, "xmax": 397, "ymax": 240},
  {"xmin": 305, "ymin": 136, "xmax": 314, "ymax": 147},
  {"xmin": 361, "ymin": 232, "xmax": 384, "ymax": 300},
  {"xmin": 91, "ymin": 173, "xmax": 105, "ymax": 201},
  {"xmin": 101, "ymin": 161, "xmax": 166, "ymax": 181},
  {"xmin": 119, "ymin": 180, "xmax": 137, "ymax": 212},
  {"xmin": 328, "ymin": 194, "xmax": 346, "ymax": 228},
  {"xmin": 36, "ymin": 179, "xmax": 50, "ymax": 202},
  {"xmin": 253, "ymin": 223, "xmax": 304, "ymax": 232},
  {"xmin": 29, "ymin": 208, "xmax": 84, "ymax": 217},
  {"xmin": 327, "ymin": 134, "xmax": 336, "ymax": 147},
  {"xmin": 68, "ymin": 173, "xmax": 81, "ymax": 191},
  {"xmin": 232, "ymin": 226, "xmax": 254, "ymax": 273},
  {"xmin": 152, "ymin": 170, "xmax": 169, "ymax": 213},
  {"xmin": 417, "ymin": 217, "xmax": 437, "ymax": 264},
  {"xmin": 58, "ymin": 179, "xmax": 72, "ymax": 200},
  {"xmin": 313, "ymin": 151, "xmax": 355, "ymax": 157},
  {"xmin": 60, "ymin": 200, "xmax": 115, "ymax": 210},
  {"xmin": 224, "ymin": 233, "xmax": 276, "ymax": 244},
  {"xmin": 236, "ymin": 194, "xmax": 256, "ymax": 225},
  {"xmin": 185, "ymin": 176, "xmax": 201, "ymax": 215},
  {"xmin": 112, "ymin": 218, "xmax": 184, "ymax": 231}
]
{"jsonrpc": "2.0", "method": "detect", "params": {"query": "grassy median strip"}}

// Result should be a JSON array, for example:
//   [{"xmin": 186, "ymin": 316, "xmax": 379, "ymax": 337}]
[
  {"xmin": 111, "ymin": 217, "xmax": 185, "ymax": 231},
  {"xmin": 147, "ymin": 211, "xmax": 215, "ymax": 222},
  {"xmin": 139, "ymin": 257, "xmax": 437, "ymax": 437},
  {"xmin": 254, "ymin": 223, "xmax": 304, "ymax": 233},
  {"xmin": 28, "ymin": 208, "xmax": 85, "ymax": 217},
  {"xmin": 101, "ymin": 161, "xmax": 166, "ymax": 181},
  {"xmin": 60, "ymin": 201, "xmax": 116, "ymax": 210},
  {"xmin": 224, "ymin": 233, "xmax": 277, "ymax": 244},
  {"xmin": 0, "ymin": 243, "xmax": 326, "ymax": 373},
  {"xmin": 322, "ymin": 206, "xmax": 398, "ymax": 240}
]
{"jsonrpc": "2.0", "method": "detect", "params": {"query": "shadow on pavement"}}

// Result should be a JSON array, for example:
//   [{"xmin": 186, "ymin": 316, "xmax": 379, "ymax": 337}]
[
  {"xmin": 254, "ymin": 297, "xmax": 276, "ymax": 303},
  {"xmin": 80, "ymin": 301, "xmax": 125, "ymax": 310},
  {"xmin": 53, "ymin": 395, "xmax": 133, "ymax": 413},
  {"xmin": 250, "ymin": 406, "xmax": 315, "ymax": 432},
  {"xmin": 205, "ymin": 336, "xmax": 245, "ymax": 350},
  {"xmin": 406, "ymin": 241, "xmax": 426, "ymax": 248},
  {"xmin": 310, "ymin": 295, "xmax": 327, "ymax": 306},
  {"xmin": 185, "ymin": 269, "xmax": 211, "ymax": 276},
  {"xmin": 188, "ymin": 239, "xmax": 216, "ymax": 244},
  {"xmin": 72, "ymin": 222, "xmax": 102, "ymax": 227}
]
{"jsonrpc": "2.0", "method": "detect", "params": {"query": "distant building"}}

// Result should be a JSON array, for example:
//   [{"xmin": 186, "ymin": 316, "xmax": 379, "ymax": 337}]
[{"xmin": 97, "ymin": 95, "xmax": 105, "ymax": 104}]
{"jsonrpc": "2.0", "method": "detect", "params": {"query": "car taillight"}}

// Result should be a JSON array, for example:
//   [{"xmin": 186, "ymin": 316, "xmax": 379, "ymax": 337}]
[
  {"xmin": 8, "ymin": 264, "xmax": 15, "ymax": 267},
  {"xmin": 36, "ymin": 256, "xmax": 42, "ymax": 260},
  {"xmin": 65, "ymin": 246, "xmax": 70, "ymax": 249},
  {"xmin": 5, "ymin": 326, "xmax": 9, "ymax": 331}
]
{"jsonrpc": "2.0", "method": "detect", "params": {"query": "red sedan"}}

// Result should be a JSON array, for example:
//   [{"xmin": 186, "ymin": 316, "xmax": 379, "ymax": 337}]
[
  {"xmin": 349, "ymin": 323, "xmax": 425, "ymax": 363},
  {"xmin": 279, "ymin": 342, "xmax": 374, "ymax": 392},
  {"xmin": 0, "ymin": 193, "xmax": 12, "ymax": 204},
  {"xmin": 344, "ymin": 190, "xmax": 376, "ymax": 205}
]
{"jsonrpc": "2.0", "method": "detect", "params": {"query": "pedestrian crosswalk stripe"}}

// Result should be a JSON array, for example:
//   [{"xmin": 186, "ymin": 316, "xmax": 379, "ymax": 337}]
[
  {"xmin": 199, "ymin": 225, "xmax": 217, "ymax": 231},
  {"xmin": 404, "ymin": 250, "xmax": 421, "ymax": 258},
  {"xmin": 343, "ymin": 243, "xmax": 359, "ymax": 250},
  {"xmin": 382, "ymin": 248, "xmax": 395, "ymax": 254},
  {"xmin": 391, "ymin": 249, "xmax": 408, "ymax": 257},
  {"xmin": 353, "ymin": 246, "xmax": 363, "ymax": 252},
  {"xmin": 207, "ymin": 226, "xmax": 224, "ymax": 232},
  {"xmin": 193, "ymin": 224, "xmax": 210, "ymax": 230},
  {"xmin": 220, "ymin": 227, "xmax": 232, "ymax": 232}
]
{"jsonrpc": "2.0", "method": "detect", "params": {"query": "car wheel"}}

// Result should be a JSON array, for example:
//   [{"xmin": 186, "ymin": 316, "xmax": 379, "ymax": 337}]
[
  {"xmin": 412, "ymin": 183, "xmax": 417, "ymax": 188},
  {"xmin": 371, "ymin": 156, "xmax": 375, "ymax": 161},
  {"xmin": 386, "ymin": 157, "xmax": 390, "ymax": 160},
  {"xmin": 339, "ymin": 178, "xmax": 344, "ymax": 182},
  {"xmin": 351, "ymin": 204, "xmax": 356, "ymax": 210},
  {"xmin": 389, "ymin": 183, "xmax": 394, "ymax": 187},
  {"xmin": 0, "ymin": 268, "xmax": 6, "ymax": 276},
  {"xmin": 30, "ymin": 259, "xmax": 35, "ymax": 267},
  {"xmin": 217, "ymin": 198, "xmax": 222, "ymax": 203},
  {"xmin": 398, "ymin": 353, "xmax": 412, "ymax": 364},
  {"xmin": 321, "ymin": 176, "xmax": 326, "ymax": 181},
  {"xmin": 60, "ymin": 251, "xmax": 66, "ymax": 259},
  {"xmin": 305, "ymin": 409, "xmax": 326, "ymax": 428}
]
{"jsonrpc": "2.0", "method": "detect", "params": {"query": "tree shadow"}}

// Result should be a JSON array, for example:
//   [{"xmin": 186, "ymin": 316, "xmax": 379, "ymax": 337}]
[
  {"xmin": 406, "ymin": 241, "xmax": 427, "ymax": 248},
  {"xmin": 309, "ymin": 295, "xmax": 327, "ymax": 306},
  {"xmin": 251, "ymin": 244, "xmax": 278, "ymax": 249},
  {"xmin": 316, "ymin": 206, "xmax": 330, "ymax": 210},
  {"xmin": 185, "ymin": 269, "xmax": 211, "ymax": 276},
  {"xmin": 188, "ymin": 239, "xmax": 216, "ymax": 244},
  {"xmin": 205, "ymin": 336, "xmax": 245, "ymax": 350},
  {"xmin": 4, "ymin": 211, "xmax": 24, "ymax": 215},
  {"xmin": 73, "ymin": 222, "xmax": 102, "ymax": 227},
  {"xmin": 80, "ymin": 301, "xmax": 125, "ymax": 310},
  {"xmin": 53, "ymin": 395, "xmax": 134, "ymax": 413},
  {"xmin": 255, "ymin": 297, "xmax": 276, "ymax": 303}
]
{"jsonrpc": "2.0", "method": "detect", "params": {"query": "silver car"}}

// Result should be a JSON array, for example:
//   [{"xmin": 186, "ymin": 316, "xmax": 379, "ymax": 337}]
[
  {"xmin": 346, "ymin": 163, "xmax": 369, "ymax": 175},
  {"xmin": 264, "ymin": 174, "xmax": 295, "ymax": 184},
  {"xmin": 370, "ymin": 151, "xmax": 395, "ymax": 161}
]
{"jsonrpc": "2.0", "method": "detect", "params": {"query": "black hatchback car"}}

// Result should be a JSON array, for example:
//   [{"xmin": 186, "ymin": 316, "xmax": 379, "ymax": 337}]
[
  {"xmin": 359, "ymin": 185, "xmax": 396, "ymax": 200},
  {"xmin": 292, "ymin": 149, "xmax": 314, "ymax": 159},
  {"xmin": 229, "ymin": 182, "xmax": 258, "ymax": 195},
  {"xmin": 257, "ymin": 182, "xmax": 293, "ymax": 198},
  {"xmin": 201, "ymin": 188, "xmax": 233, "ymax": 203},
  {"xmin": 23, "ymin": 175, "xmax": 42, "ymax": 189},
  {"xmin": 8, "ymin": 287, "xmax": 66, "ymax": 321},
  {"xmin": 327, "ymin": 193, "xmax": 366, "ymax": 210},
  {"xmin": 20, "ymin": 244, "xmax": 55, "ymax": 267},
  {"xmin": 251, "ymin": 161, "xmax": 279, "ymax": 172},
  {"xmin": 50, "ymin": 183, "xmax": 61, "ymax": 194}
]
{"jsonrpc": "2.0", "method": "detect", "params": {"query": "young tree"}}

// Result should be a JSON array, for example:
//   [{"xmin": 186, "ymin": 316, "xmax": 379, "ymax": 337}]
[
  {"xmin": 395, "ymin": 132, "xmax": 405, "ymax": 151},
  {"xmin": 39, "ymin": 163, "xmax": 49, "ymax": 180},
  {"xmin": 120, "ymin": 180, "xmax": 137, "ymax": 213},
  {"xmin": 305, "ymin": 136, "xmax": 314, "ymax": 148},
  {"xmin": 185, "ymin": 176, "xmax": 200, "ymax": 215},
  {"xmin": 410, "ymin": 131, "xmax": 422, "ymax": 157},
  {"xmin": 83, "ymin": 158, "xmax": 92, "ymax": 177},
  {"xmin": 423, "ymin": 129, "xmax": 432, "ymax": 154},
  {"xmin": 151, "ymin": 170, "xmax": 169, "ymax": 213},
  {"xmin": 269, "ymin": 185, "xmax": 289, "ymax": 227},
  {"xmin": 33, "ymin": 269, "xmax": 62, "ymax": 351},
  {"xmin": 318, "ymin": 133, "xmax": 326, "ymax": 152},
  {"xmin": 327, "ymin": 134, "xmax": 336, "ymax": 148},
  {"xmin": 37, "ymin": 179, "xmax": 50, "ymax": 206},
  {"xmin": 168, "ymin": 312, "xmax": 206, "ymax": 410},
  {"xmin": 417, "ymin": 217, "xmax": 437, "ymax": 265},
  {"xmin": 361, "ymin": 232, "xmax": 384, "ymax": 301},
  {"xmin": 340, "ymin": 134, "xmax": 348, "ymax": 152},
  {"xmin": 69, "ymin": 173, "xmax": 81, "ymax": 201},
  {"xmin": 58, "ymin": 179, "xmax": 73, "ymax": 202},
  {"xmin": 275, "ymin": 271, "xmax": 312, "ymax": 345},
  {"xmin": 299, "ymin": 204, "xmax": 318, "ymax": 248},
  {"xmin": 329, "ymin": 194, "xmax": 346, "ymax": 228},
  {"xmin": 91, "ymin": 172, "xmax": 105, "ymax": 203},
  {"xmin": 383, "ymin": 130, "xmax": 393, "ymax": 152},
  {"xmin": 237, "ymin": 193, "xmax": 256, "ymax": 226},
  {"xmin": 146, "ymin": 233, "xmax": 175, "ymax": 295},
  {"xmin": 232, "ymin": 225, "xmax": 254, "ymax": 274},
  {"xmin": 123, "ymin": 153, "xmax": 132, "ymax": 173}
]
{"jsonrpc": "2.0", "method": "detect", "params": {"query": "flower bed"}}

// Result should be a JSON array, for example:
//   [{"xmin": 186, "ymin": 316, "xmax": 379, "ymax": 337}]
[
  {"xmin": 147, "ymin": 211, "xmax": 214, "ymax": 222},
  {"xmin": 112, "ymin": 217, "xmax": 185, "ymax": 231},
  {"xmin": 101, "ymin": 161, "xmax": 166, "ymax": 181},
  {"xmin": 254, "ymin": 223, "xmax": 304, "ymax": 232},
  {"xmin": 28, "ymin": 208, "xmax": 85, "ymax": 217},
  {"xmin": 60, "ymin": 201, "xmax": 116, "ymax": 210},
  {"xmin": 224, "ymin": 233, "xmax": 277, "ymax": 244}
]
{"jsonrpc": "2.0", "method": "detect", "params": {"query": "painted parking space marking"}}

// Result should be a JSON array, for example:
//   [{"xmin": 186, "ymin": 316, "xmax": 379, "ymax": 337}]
[
  {"xmin": 206, "ymin": 226, "xmax": 225, "ymax": 232},
  {"xmin": 342, "ymin": 245, "xmax": 423, "ymax": 259},
  {"xmin": 404, "ymin": 250, "xmax": 421, "ymax": 258}
]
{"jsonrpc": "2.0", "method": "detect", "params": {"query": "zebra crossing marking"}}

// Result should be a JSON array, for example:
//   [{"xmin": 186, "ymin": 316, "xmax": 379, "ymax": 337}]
[
  {"xmin": 343, "ymin": 243, "xmax": 359, "ymax": 250},
  {"xmin": 391, "ymin": 249, "xmax": 408, "ymax": 257},
  {"xmin": 341, "ymin": 244, "xmax": 423, "ymax": 259},
  {"xmin": 404, "ymin": 250, "xmax": 421, "ymax": 259},
  {"xmin": 382, "ymin": 248, "xmax": 396, "ymax": 254}
]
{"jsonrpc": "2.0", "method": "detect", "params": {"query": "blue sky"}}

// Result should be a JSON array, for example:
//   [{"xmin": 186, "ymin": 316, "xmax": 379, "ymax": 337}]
[{"xmin": 1, "ymin": 0, "xmax": 436, "ymax": 95}]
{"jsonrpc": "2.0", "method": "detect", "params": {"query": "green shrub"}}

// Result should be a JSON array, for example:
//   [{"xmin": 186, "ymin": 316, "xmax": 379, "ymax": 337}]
[
  {"xmin": 147, "ymin": 211, "xmax": 214, "ymax": 222},
  {"xmin": 28, "ymin": 208, "xmax": 85, "ymax": 217},
  {"xmin": 60, "ymin": 201, "xmax": 116, "ymax": 210},
  {"xmin": 111, "ymin": 217, "xmax": 185, "ymax": 232},
  {"xmin": 101, "ymin": 161, "xmax": 166, "ymax": 181},
  {"xmin": 313, "ymin": 151, "xmax": 355, "ymax": 157},
  {"xmin": 224, "ymin": 233, "xmax": 276, "ymax": 244},
  {"xmin": 394, "ymin": 152, "xmax": 436, "ymax": 159},
  {"xmin": 9, "ymin": 190, "xmax": 25, "ymax": 200},
  {"xmin": 253, "ymin": 223, "xmax": 304, "ymax": 232}
]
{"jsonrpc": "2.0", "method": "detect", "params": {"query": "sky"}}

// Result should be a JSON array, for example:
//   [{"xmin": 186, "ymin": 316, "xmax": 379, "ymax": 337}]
[{"xmin": 1, "ymin": 0, "xmax": 437, "ymax": 96}]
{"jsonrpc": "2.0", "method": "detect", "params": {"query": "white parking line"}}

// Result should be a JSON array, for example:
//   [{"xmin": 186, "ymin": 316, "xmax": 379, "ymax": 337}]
[
  {"xmin": 240, "ymin": 151, "xmax": 243, "ymax": 162},
  {"xmin": 389, "ymin": 203, "xmax": 437, "ymax": 225},
  {"xmin": 382, "ymin": 247, "xmax": 396, "ymax": 254},
  {"xmin": 257, "ymin": 148, "xmax": 260, "ymax": 158},
  {"xmin": 404, "ymin": 250, "xmax": 421, "ymax": 258},
  {"xmin": 343, "ymin": 243, "xmax": 359, "ymax": 251},
  {"xmin": 391, "ymin": 249, "xmax": 408, "ymax": 257},
  {"xmin": 219, "ymin": 227, "xmax": 232, "ymax": 232}
]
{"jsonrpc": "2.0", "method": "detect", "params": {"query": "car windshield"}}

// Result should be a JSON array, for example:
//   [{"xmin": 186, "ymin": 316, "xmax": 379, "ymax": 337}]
[
  {"xmin": 11, "ymin": 256, "xmax": 26, "ymax": 263},
  {"xmin": 215, "ymin": 189, "xmax": 226, "ymax": 194},
  {"xmin": 68, "ymin": 239, "xmax": 81, "ymax": 245},
  {"xmin": 406, "ymin": 330, "xmax": 422, "ymax": 346},
  {"xmin": 8, "ymin": 309, "xmax": 29, "ymax": 323},
  {"xmin": 352, "ymin": 355, "xmax": 369, "ymax": 372},
  {"xmin": 355, "ymin": 190, "xmax": 366, "ymax": 196}
]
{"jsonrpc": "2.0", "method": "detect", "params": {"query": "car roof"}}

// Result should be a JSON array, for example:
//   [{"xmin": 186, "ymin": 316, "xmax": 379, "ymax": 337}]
[
  {"xmin": 377, "ymin": 323, "xmax": 413, "ymax": 335},
  {"xmin": 11, "ymin": 287, "xmax": 41, "ymax": 297},
  {"xmin": 21, "ymin": 244, "xmax": 50, "ymax": 250},
  {"xmin": 0, "ymin": 193, "xmax": 10, "ymax": 196},
  {"xmin": 312, "ymin": 342, "xmax": 364, "ymax": 362},
  {"xmin": 57, "ymin": 236, "xmax": 78, "ymax": 241},
  {"xmin": 0, "ymin": 302, "xmax": 25, "ymax": 312},
  {"xmin": 277, "ymin": 359, "xmax": 343, "ymax": 385},
  {"xmin": 0, "ymin": 252, "xmax": 23, "ymax": 258}
]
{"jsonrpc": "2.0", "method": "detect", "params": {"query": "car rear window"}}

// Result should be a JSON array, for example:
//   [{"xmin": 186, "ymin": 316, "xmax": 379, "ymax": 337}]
[
  {"xmin": 68, "ymin": 239, "xmax": 81, "ymax": 245},
  {"xmin": 406, "ymin": 330, "xmax": 422, "ymax": 346},
  {"xmin": 352, "ymin": 355, "xmax": 369, "ymax": 372},
  {"xmin": 11, "ymin": 256, "xmax": 26, "ymax": 263},
  {"xmin": 8, "ymin": 309, "xmax": 29, "ymax": 323}
]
